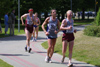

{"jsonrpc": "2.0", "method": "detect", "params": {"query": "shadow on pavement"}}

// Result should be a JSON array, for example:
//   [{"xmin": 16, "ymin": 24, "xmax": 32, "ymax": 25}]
[
  {"xmin": 74, "ymin": 66, "xmax": 96, "ymax": 67},
  {"xmin": 36, "ymin": 37, "xmax": 47, "ymax": 40},
  {"xmin": 52, "ymin": 62, "xmax": 97, "ymax": 67},
  {"xmin": 35, "ymin": 51, "xmax": 47, "ymax": 53},
  {"xmin": 0, "ymin": 53, "xmax": 29, "ymax": 56},
  {"xmin": 0, "ymin": 35, "xmax": 26, "ymax": 41},
  {"xmin": 0, "ymin": 35, "xmax": 47, "ymax": 42}
]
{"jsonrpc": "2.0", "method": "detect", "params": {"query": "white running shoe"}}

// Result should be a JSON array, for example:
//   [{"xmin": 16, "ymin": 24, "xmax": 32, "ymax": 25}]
[
  {"xmin": 35, "ymin": 38, "xmax": 37, "ymax": 41},
  {"xmin": 67, "ymin": 63, "xmax": 73, "ymax": 67},
  {"xmin": 49, "ymin": 58, "xmax": 52, "ymax": 63},
  {"xmin": 32, "ymin": 38, "xmax": 35, "ymax": 41},
  {"xmin": 45, "ymin": 56, "xmax": 49, "ymax": 63}
]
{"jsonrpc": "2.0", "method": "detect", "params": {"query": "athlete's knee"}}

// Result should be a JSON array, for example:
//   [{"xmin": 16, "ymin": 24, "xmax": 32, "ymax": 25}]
[
  {"xmin": 51, "ymin": 46, "xmax": 54, "ymax": 49},
  {"xmin": 26, "ymin": 38, "xmax": 30, "ymax": 41},
  {"xmin": 48, "ymin": 45, "xmax": 52, "ymax": 49}
]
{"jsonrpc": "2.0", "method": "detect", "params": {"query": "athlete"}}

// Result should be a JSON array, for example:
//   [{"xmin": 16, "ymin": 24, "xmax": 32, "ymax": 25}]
[
  {"xmin": 60, "ymin": 10, "xmax": 76, "ymax": 67},
  {"xmin": 32, "ymin": 12, "xmax": 41, "ymax": 41},
  {"xmin": 42, "ymin": 9, "xmax": 60, "ymax": 63},
  {"xmin": 21, "ymin": 8, "xmax": 36, "ymax": 53}
]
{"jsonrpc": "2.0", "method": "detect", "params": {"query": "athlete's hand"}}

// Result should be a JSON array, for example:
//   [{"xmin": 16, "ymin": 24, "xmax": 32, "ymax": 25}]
[
  {"xmin": 67, "ymin": 25, "xmax": 72, "ymax": 30},
  {"xmin": 45, "ymin": 32, "xmax": 49, "ymax": 36},
  {"xmin": 55, "ymin": 30, "xmax": 58, "ymax": 34},
  {"xmin": 22, "ymin": 22, "xmax": 25, "ymax": 26},
  {"xmin": 74, "ymin": 29, "xmax": 77, "ymax": 33}
]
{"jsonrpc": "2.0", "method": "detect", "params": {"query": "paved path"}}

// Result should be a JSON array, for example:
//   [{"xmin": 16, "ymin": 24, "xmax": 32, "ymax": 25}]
[{"xmin": 0, "ymin": 25, "xmax": 97, "ymax": 67}]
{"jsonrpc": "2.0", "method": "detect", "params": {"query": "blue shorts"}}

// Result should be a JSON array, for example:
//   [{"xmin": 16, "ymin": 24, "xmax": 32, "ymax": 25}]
[
  {"xmin": 33, "ymin": 25, "xmax": 38, "ymax": 28},
  {"xmin": 47, "ymin": 36, "xmax": 57, "ymax": 39}
]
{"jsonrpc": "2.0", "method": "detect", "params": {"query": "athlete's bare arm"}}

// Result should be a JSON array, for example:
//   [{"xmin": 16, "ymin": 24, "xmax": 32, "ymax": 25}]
[
  {"xmin": 21, "ymin": 14, "xmax": 27, "ymax": 25},
  {"xmin": 42, "ymin": 17, "xmax": 50, "ymax": 33},
  {"xmin": 57, "ymin": 19, "xmax": 60, "ymax": 33},
  {"xmin": 60, "ymin": 19, "xmax": 72, "ymax": 30}
]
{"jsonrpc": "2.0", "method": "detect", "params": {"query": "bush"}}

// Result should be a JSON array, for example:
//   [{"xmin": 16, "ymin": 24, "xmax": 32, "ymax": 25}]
[
  {"xmin": 95, "ymin": 7, "xmax": 100, "ymax": 26},
  {"xmin": 84, "ymin": 8, "xmax": 100, "ymax": 37},
  {"xmin": 84, "ymin": 25, "xmax": 100, "ymax": 37}
]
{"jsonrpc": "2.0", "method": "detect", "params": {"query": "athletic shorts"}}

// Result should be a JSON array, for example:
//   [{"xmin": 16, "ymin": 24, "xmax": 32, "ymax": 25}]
[
  {"xmin": 62, "ymin": 33, "xmax": 75, "ymax": 42},
  {"xmin": 47, "ymin": 36, "xmax": 57, "ymax": 39},
  {"xmin": 25, "ymin": 24, "xmax": 33, "ymax": 33},
  {"xmin": 33, "ymin": 25, "xmax": 38, "ymax": 28}
]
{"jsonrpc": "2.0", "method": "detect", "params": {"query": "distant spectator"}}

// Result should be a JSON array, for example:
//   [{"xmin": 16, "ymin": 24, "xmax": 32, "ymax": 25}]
[
  {"xmin": 0, "ymin": 18, "xmax": 2, "ymax": 33},
  {"xmin": 8, "ymin": 9, "xmax": 15, "ymax": 36},
  {"xmin": 4, "ymin": 12, "xmax": 9, "ymax": 35},
  {"xmin": 78, "ymin": 12, "xmax": 80, "ymax": 19}
]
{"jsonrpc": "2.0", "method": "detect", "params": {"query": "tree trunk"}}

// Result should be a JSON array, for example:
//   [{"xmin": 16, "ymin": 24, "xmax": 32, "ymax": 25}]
[
  {"xmin": 38, "ymin": 12, "xmax": 42, "ymax": 25},
  {"xmin": 57, "ymin": 13, "xmax": 60, "ymax": 20},
  {"xmin": 87, "ymin": 13, "xmax": 89, "ymax": 20},
  {"xmin": 61, "ymin": 12, "xmax": 64, "ymax": 21},
  {"xmin": 38, "ymin": 12, "xmax": 41, "ymax": 21},
  {"xmin": 45, "ymin": 12, "xmax": 48, "ymax": 19},
  {"xmin": 82, "ymin": 8, "xmax": 85, "ymax": 20}
]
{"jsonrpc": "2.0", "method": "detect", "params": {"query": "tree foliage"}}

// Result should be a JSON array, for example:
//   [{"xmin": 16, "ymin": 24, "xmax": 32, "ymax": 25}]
[
  {"xmin": 95, "ymin": 8, "xmax": 100, "ymax": 26},
  {"xmin": 0, "ymin": 0, "xmax": 100, "ymax": 20}
]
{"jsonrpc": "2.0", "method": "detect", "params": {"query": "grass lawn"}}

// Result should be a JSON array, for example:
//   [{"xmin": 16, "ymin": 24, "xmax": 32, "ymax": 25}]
[
  {"xmin": 41, "ymin": 31, "xmax": 100, "ymax": 67},
  {"xmin": 0, "ymin": 27, "xmax": 25, "ymax": 38},
  {"xmin": 0, "ymin": 59, "xmax": 13, "ymax": 67}
]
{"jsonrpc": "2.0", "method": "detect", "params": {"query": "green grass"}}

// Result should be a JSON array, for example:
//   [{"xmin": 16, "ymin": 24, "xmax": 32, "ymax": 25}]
[
  {"xmin": 0, "ymin": 59, "xmax": 13, "ymax": 67},
  {"xmin": 0, "ymin": 27, "xmax": 25, "ymax": 38},
  {"xmin": 41, "ymin": 31, "xmax": 100, "ymax": 67}
]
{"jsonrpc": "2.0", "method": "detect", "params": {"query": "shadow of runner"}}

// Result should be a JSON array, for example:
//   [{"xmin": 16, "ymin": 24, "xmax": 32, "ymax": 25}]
[
  {"xmin": 0, "ymin": 53, "xmax": 29, "ymax": 56},
  {"xmin": 74, "ymin": 66, "xmax": 96, "ymax": 67},
  {"xmin": 35, "ymin": 51, "xmax": 47, "ymax": 53},
  {"xmin": 52, "ymin": 62, "xmax": 97, "ymax": 67},
  {"xmin": 0, "ymin": 35, "xmax": 26, "ymax": 41},
  {"xmin": 0, "ymin": 35, "xmax": 47, "ymax": 42}
]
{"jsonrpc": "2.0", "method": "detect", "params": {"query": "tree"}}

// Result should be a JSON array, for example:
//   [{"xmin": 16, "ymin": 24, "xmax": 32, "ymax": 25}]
[
  {"xmin": 0, "ymin": 0, "xmax": 16, "ymax": 18},
  {"xmin": 95, "ymin": 8, "xmax": 100, "ymax": 26}
]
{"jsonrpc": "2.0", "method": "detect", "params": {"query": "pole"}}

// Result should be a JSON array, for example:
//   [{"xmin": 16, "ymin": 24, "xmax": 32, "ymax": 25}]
[
  {"xmin": 18, "ymin": 0, "xmax": 20, "ymax": 32},
  {"xmin": 71, "ymin": 0, "xmax": 72, "ymax": 10},
  {"xmin": 95, "ymin": 0, "xmax": 96, "ymax": 17}
]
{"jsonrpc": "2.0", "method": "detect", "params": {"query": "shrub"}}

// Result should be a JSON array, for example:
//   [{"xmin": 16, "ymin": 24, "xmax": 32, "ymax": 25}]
[
  {"xmin": 84, "ymin": 8, "xmax": 100, "ymax": 37},
  {"xmin": 95, "ymin": 7, "xmax": 100, "ymax": 26},
  {"xmin": 84, "ymin": 25, "xmax": 100, "ymax": 37}
]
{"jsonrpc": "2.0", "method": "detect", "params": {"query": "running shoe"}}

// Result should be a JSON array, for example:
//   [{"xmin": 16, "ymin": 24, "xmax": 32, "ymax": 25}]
[
  {"xmin": 32, "ymin": 38, "xmax": 35, "ymax": 41},
  {"xmin": 49, "ymin": 58, "xmax": 52, "ymax": 63},
  {"xmin": 45, "ymin": 56, "xmax": 49, "ymax": 63},
  {"xmin": 67, "ymin": 63, "xmax": 73, "ymax": 67},
  {"xmin": 35, "ymin": 38, "xmax": 37, "ymax": 41},
  {"xmin": 28, "ymin": 48, "xmax": 32, "ymax": 53},
  {"xmin": 25, "ymin": 47, "xmax": 27, "ymax": 51}
]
